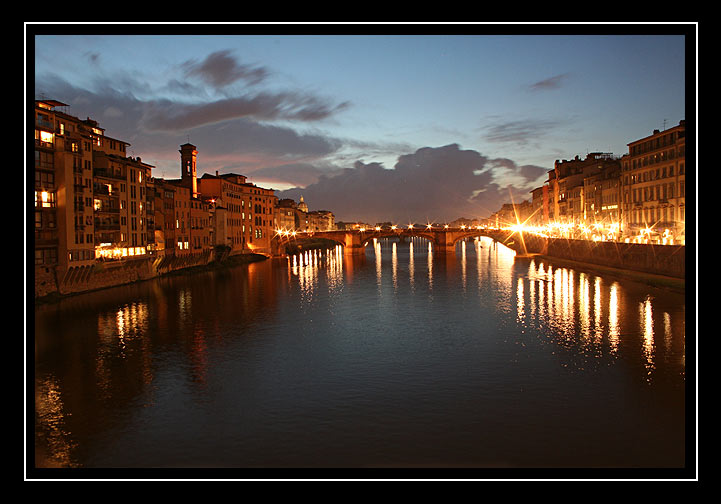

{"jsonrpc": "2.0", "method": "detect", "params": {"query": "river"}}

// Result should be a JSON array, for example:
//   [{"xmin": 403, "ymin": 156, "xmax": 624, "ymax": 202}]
[{"xmin": 32, "ymin": 236, "xmax": 689, "ymax": 475}]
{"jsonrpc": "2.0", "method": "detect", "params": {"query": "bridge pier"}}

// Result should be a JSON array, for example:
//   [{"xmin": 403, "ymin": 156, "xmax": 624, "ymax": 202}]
[
  {"xmin": 431, "ymin": 232, "xmax": 457, "ymax": 256},
  {"xmin": 343, "ymin": 244, "xmax": 367, "ymax": 256},
  {"xmin": 343, "ymin": 232, "xmax": 367, "ymax": 255},
  {"xmin": 431, "ymin": 243, "xmax": 456, "ymax": 256}
]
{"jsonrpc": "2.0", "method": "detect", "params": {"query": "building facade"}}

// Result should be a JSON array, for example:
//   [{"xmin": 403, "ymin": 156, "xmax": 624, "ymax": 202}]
[
  {"xmin": 621, "ymin": 120, "xmax": 686, "ymax": 243},
  {"xmin": 197, "ymin": 170, "xmax": 277, "ymax": 256},
  {"xmin": 34, "ymin": 99, "xmax": 283, "ymax": 298},
  {"xmin": 34, "ymin": 99, "xmax": 156, "ymax": 278},
  {"xmin": 273, "ymin": 196, "xmax": 335, "ymax": 232},
  {"xmin": 550, "ymin": 153, "xmax": 620, "ymax": 226}
]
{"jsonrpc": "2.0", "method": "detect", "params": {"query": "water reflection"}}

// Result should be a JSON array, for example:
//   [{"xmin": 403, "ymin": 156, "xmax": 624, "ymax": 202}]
[
  {"xmin": 609, "ymin": 282, "xmax": 620, "ymax": 353},
  {"xmin": 641, "ymin": 295, "xmax": 655, "ymax": 378},
  {"xmin": 33, "ymin": 236, "xmax": 686, "ymax": 469},
  {"xmin": 520, "ymin": 256, "xmax": 684, "ymax": 379},
  {"xmin": 281, "ymin": 238, "xmax": 684, "ymax": 384}
]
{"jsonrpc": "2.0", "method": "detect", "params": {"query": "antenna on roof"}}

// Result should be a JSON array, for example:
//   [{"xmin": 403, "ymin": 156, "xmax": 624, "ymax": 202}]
[{"xmin": 663, "ymin": 119, "xmax": 667, "ymax": 131}]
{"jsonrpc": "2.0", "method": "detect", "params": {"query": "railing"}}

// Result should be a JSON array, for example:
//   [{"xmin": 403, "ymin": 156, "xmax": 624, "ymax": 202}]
[
  {"xmin": 94, "ymin": 222, "xmax": 121, "ymax": 231},
  {"xmin": 35, "ymin": 118, "xmax": 54, "ymax": 130},
  {"xmin": 94, "ymin": 207, "xmax": 120, "ymax": 214},
  {"xmin": 35, "ymin": 138, "xmax": 53, "ymax": 149},
  {"xmin": 94, "ymin": 169, "xmax": 126, "ymax": 180}
]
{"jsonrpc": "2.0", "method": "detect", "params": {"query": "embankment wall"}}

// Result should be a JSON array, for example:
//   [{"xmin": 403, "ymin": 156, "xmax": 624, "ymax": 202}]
[
  {"xmin": 36, "ymin": 249, "xmax": 217, "ymax": 300},
  {"xmin": 507, "ymin": 234, "xmax": 685, "ymax": 279}
]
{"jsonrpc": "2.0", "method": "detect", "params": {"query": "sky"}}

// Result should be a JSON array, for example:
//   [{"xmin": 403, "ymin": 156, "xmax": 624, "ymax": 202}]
[{"xmin": 31, "ymin": 25, "xmax": 688, "ymax": 224}]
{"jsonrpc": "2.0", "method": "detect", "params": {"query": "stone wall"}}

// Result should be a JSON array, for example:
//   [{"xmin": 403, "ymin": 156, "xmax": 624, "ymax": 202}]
[
  {"xmin": 35, "ymin": 249, "xmax": 217, "ymax": 300},
  {"xmin": 504, "ymin": 234, "xmax": 685, "ymax": 279},
  {"xmin": 57, "ymin": 258, "xmax": 157, "ymax": 296}
]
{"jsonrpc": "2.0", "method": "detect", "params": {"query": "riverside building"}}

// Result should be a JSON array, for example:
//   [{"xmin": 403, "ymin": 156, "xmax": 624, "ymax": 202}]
[
  {"xmin": 34, "ymin": 99, "xmax": 155, "ymax": 284},
  {"xmin": 197, "ymin": 169, "xmax": 277, "ymax": 256},
  {"xmin": 621, "ymin": 120, "xmax": 686, "ymax": 244},
  {"xmin": 33, "ymin": 98, "xmax": 280, "ymax": 298}
]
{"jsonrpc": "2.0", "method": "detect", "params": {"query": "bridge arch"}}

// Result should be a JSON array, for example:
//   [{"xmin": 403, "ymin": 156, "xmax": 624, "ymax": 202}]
[
  {"xmin": 357, "ymin": 230, "xmax": 437, "ymax": 247},
  {"xmin": 271, "ymin": 227, "xmax": 518, "ymax": 257}
]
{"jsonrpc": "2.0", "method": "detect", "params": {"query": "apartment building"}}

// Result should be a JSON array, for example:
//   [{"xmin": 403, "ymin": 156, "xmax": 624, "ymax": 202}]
[
  {"xmin": 197, "ymin": 169, "xmax": 277, "ymax": 255},
  {"xmin": 275, "ymin": 196, "xmax": 336, "ymax": 232},
  {"xmin": 549, "ymin": 153, "xmax": 620, "ymax": 226},
  {"xmin": 34, "ymin": 99, "xmax": 155, "ymax": 276},
  {"xmin": 583, "ymin": 162, "xmax": 621, "ymax": 227},
  {"xmin": 621, "ymin": 120, "xmax": 686, "ymax": 242},
  {"xmin": 529, "ymin": 185, "xmax": 548, "ymax": 226}
]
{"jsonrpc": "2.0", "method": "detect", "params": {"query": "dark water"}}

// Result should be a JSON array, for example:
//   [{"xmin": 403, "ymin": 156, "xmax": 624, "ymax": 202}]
[{"xmin": 33, "ymin": 237, "xmax": 689, "ymax": 473}]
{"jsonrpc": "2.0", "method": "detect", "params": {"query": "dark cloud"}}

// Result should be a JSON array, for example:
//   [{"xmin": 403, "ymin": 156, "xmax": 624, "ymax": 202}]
[
  {"xmin": 181, "ymin": 49, "xmax": 270, "ymax": 88},
  {"xmin": 85, "ymin": 52, "xmax": 100, "ymax": 64},
  {"xmin": 276, "ymin": 144, "xmax": 536, "ymax": 223},
  {"xmin": 187, "ymin": 118, "xmax": 344, "ymax": 161},
  {"xmin": 140, "ymin": 92, "xmax": 350, "ymax": 132},
  {"xmin": 482, "ymin": 119, "xmax": 559, "ymax": 146},
  {"xmin": 528, "ymin": 73, "xmax": 569, "ymax": 92},
  {"xmin": 34, "ymin": 75, "xmax": 347, "ymax": 175},
  {"xmin": 247, "ymin": 163, "xmax": 345, "ymax": 188}
]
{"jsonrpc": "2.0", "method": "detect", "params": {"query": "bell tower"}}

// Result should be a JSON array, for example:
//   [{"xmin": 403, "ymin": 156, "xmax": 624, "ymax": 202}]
[{"xmin": 180, "ymin": 143, "xmax": 198, "ymax": 197}]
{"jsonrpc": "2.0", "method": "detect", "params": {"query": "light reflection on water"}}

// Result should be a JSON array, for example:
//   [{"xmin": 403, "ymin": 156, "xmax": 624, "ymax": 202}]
[{"xmin": 34, "ymin": 236, "xmax": 687, "ymax": 470}]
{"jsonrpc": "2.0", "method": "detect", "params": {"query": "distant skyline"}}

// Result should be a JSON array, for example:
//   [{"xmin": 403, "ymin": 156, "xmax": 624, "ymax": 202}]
[{"xmin": 30, "ymin": 24, "xmax": 691, "ymax": 223}]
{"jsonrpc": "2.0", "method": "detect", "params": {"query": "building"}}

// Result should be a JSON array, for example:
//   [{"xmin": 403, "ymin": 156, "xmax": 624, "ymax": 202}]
[
  {"xmin": 621, "ymin": 120, "xmax": 686, "ymax": 243},
  {"xmin": 275, "ymin": 198, "xmax": 299, "ymax": 230},
  {"xmin": 529, "ymin": 185, "xmax": 549, "ymax": 226},
  {"xmin": 583, "ymin": 162, "xmax": 621, "ymax": 231},
  {"xmin": 197, "ymin": 169, "xmax": 277, "ymax": 255},
  {"xmin": 153, "ymin": 144, "xmax": 213, "ymax": 258},
  {"xmin": 550, "ymin": 153, "xmax": 620, "ymax": 226},
  {"xmin": 273, "ymin": 196, "xmax": 335, "ymax": 232},
  {"xmin": 34, "ymin": 99, "xmax": 155, "ymax": 279}
]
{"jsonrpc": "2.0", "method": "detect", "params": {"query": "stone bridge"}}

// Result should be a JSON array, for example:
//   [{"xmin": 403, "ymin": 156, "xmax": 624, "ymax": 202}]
[{"xmin": 271, "ymin": 227, "xmax": 530, "ymax": 257}]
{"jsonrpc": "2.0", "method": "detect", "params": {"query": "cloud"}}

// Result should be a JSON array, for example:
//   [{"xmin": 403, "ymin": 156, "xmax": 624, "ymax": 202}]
[
  {"xmin": 139, "ymin": 92, "xmax": 350, "ymax": 132},
  {"xmin": 245, "ymin": 163, "xmax": 345, "ymax": 188},
  {"xmin": 85, "ymin": 52, "xmax": 100, "ymax": 65},
  {"xmin": 528, "ymin": 73, "xmax": 569, "ymax": 92},
  {"xmin": 34, "ymin": 75, "xmax": 348, "ymax": 175},
  {"xmin": 181, "ymin": 49, "xmax": 270, "ymax": 88},
  {"xmin": 482, "ymin": 119, "xmax": 559, "ymax": 146},
  {"xmin": 276, "ymin": 144, "xmax": 540, "ymax": 223}
]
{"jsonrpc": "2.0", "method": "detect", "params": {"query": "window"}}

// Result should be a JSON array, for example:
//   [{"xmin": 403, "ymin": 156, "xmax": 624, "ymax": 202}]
[
  {"xmin": 35, "ymin": 170, "xmax": 54, "ymax": 188},
  {"xmin": 35, "ymin": 191, "xmax": 56, "ymax": 208},
  {"xmin": 35, "ymin": 150, "xmax": 54, "ymax": 170}
]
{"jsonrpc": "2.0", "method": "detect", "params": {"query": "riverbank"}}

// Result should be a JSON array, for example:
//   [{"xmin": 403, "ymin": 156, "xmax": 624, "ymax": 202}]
[{"xmin": 33, "ymin": 252, "xmax": 269, "ymax": 306}]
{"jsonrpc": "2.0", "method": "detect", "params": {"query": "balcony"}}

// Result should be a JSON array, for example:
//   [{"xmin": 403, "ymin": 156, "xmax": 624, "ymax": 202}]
[
  {"xmin": 94, "ymin": 168, "xmax": 126, "ymax": 181},
  {"xmin": 94, "ymin": 206, "xmax": 120, "ymax": 214},
  {"xmin": 36, "ymin": 118, "xmax": 54, "ymax": 130},
  {"xmin": 94, "ymin": 221, "xmax": 121, "ymax": 231},
  {"xmin": 35, "ymin": 230, "xmax": 58, "ymax": 246}
]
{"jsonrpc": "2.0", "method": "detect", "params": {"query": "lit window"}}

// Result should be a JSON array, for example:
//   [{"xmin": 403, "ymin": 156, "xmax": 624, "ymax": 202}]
[
  {"xmin": 39, "ymin": 130, "xmax": 54, "ymax": 144},
  {"xmin": 35, "ymin": 191, "xmax": 55, "ymax": 208}
]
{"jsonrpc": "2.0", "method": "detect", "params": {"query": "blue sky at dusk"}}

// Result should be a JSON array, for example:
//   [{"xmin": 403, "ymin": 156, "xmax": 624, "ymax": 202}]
[{"xmin": 32, "ymin": 27, "xmax": 688, "ymax": 223}]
